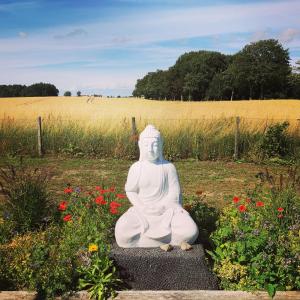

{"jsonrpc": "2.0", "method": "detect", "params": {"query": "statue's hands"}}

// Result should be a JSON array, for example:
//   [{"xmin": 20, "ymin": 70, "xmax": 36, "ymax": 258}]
[{"xmin": 144, "ymin": 205, "xmax": 165, "ymax": 216}]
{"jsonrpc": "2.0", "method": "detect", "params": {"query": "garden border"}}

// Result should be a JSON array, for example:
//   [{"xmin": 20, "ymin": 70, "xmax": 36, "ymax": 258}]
[{"xmin": 0, "ymin": 290, "xmax": 300, "ymax": 300}]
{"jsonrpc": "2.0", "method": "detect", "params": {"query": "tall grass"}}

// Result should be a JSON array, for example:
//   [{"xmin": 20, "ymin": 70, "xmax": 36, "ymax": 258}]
[{"xmin": 1, "ymin": 116, "xmax": 299, "ymax": 161}]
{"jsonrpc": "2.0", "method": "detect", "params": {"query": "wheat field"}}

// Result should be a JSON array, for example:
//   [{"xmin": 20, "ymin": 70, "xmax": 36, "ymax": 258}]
[
  {"xmin": 1, "ymin": 97, "xmax": 299, "ymax": 159},
  {"xmin": 1, "ymin": 96, "xmax": 300, "ymax": 131}
]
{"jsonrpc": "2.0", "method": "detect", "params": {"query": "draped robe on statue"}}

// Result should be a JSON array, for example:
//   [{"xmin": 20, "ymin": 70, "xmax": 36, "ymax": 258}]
[{"xmin": 115, "ymin": 159, "xmax": 199, "ymax": 248}]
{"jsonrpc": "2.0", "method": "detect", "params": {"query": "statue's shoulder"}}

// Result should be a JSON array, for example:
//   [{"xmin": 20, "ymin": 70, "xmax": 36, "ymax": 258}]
[
  {"xmin": 127, "ymin": 161, "xmax": 141, "ymax": 174},
  {"xmin": 161, "ymin": 160, "xmax": 177, "ymax": 172}
]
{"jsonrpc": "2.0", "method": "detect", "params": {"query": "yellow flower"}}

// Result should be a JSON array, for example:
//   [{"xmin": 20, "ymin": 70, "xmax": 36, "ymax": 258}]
[
  {"xmin": 88, "ymin": 244, "xmax": 98, "ymax": 252},
  {"xmin": 0, "ymin": 217, "xmax": 4, "ymax": 225}
]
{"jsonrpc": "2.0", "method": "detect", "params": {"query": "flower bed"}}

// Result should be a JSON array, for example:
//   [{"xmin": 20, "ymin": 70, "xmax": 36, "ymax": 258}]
[
  {"xmin": 0, "ymin": 163, "xmax": 299, "ymax": 299},
  {"xmin": 208, "ymin": 182, "xmax": 300, "ymax": 298}
]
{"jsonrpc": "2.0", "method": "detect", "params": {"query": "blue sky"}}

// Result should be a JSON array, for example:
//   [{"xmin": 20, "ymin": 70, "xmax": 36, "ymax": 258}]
[{"xmin": 0, "ymin": 0, "xmax": 299, "ymax": 96}]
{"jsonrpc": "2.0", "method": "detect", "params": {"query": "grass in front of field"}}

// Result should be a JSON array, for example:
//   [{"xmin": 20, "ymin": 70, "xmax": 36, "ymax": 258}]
[{"xmin": 0, "ymin": 156, "xmax": 287, "ymax": 209}]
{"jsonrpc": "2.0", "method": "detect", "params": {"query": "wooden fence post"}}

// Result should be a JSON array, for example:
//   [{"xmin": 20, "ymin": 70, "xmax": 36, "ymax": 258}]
[
  {"xmin": 234, "ymin": 116, "xmax": 240, "ymax": 160},
  {"xmin": 37, "ymin": 116, "xmax": 43, "ymax": 157},
  {"xmin": 131, "ymin": 117, "xmax": 138, "ymax": 158}
]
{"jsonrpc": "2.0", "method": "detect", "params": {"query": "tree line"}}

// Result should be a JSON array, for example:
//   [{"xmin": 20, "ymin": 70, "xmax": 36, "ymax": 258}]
[
  {"xmin": 0, "ymin": 83, "xmax": 59, "ymax": 97},
  {"xmin": 133, "ymin": 39, "xmax": 300, "ymax": 100}
]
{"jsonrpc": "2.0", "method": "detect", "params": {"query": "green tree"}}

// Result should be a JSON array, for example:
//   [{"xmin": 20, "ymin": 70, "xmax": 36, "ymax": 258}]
[
  {"xmin": 64, "ymin": 91, "xmax": 72, "ymax": 97},
  {"xmin": 77, "ymin": 91, "xmax": 81, "ymax": 97},
  {"xmin": 233, "ymin": 39, "xmax": 290, "ymax": 99}
]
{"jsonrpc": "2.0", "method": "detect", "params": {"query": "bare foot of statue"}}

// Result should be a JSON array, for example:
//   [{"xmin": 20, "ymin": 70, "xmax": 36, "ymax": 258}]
[
  {"xmin": 160, "ymin": 244, "xmax": 173, "ymax": 252},
  {"xmin": 180, "ymin": 241, "xmax": 193, "ymax": 251}
]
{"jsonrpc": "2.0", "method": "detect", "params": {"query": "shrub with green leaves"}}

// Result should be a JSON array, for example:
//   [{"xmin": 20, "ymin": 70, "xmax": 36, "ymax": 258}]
[
  {"xmin": 260, "ymin": 121, "xmax": 291, "ymax": 159},
  {"xmin": 208, "ymin": 175, "xmax": 300, "ymax": 297},
  {"xmin": 0, "ymin": 160, "xmax": 51, "ymax": 234}
]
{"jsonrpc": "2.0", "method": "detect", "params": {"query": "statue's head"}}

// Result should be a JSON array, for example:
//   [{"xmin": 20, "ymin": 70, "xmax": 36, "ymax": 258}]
[{"xmin": 138, "ymin": 125, "xmax": 163, "ymax": 162}]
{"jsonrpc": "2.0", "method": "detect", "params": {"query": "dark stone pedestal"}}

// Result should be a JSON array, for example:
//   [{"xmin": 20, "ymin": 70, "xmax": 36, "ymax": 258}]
[{"xmin": 109, "ymin": 244, "xmax": 219, "ymax": 290}]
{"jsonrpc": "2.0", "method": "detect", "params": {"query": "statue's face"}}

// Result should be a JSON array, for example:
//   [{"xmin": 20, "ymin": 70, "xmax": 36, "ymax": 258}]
[{"xmin": 140, "ymin": 137, "xmax": 160, "ymax": 162}]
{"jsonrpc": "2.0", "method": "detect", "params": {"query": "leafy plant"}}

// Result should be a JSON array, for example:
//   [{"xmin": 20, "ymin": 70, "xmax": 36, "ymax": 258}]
[
  {"xmin": 77, "ymin": 244, "xmax": 121, "ymax": 300},
  {"xmin": 260, "ymin": 121, "xmax": 291, "ymax": 159},
  {"xmin": 208, "ymin": 171, "xmax": 300, "ymax": 297},
  {"xmin": 185, "ymin": 193, "xmax": 219, "ymax": 249},
  {"xmin": 0, "ymin": 158, "xmax": 51, "ymax": 234}
]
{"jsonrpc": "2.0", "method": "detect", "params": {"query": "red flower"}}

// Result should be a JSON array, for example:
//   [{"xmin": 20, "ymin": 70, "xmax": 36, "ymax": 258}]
[
  {"xmin": 101, "ymin": 189, "xmax": 110, "ymax": 194},
  {"xmin": 95, "ymin": 196, "xmax": 107, "ymax": 205},
  {"xmin": 233, "ymin": 196, "xmax": 240, "ymax": 203},
  {"xmin": 256, "ymin": 201, "xmax": 264, "ymax": 207},
  {"xmin": 110, "ymin": 186, "xmax": 116, "ymax": 192},
  {"xmin": 277, "ymin": 207, "xmax": 284, "ymax": 212},
  {"xmin": 238, "ymin": 205, "xmax": 247, "ymax": 212},
  {"xmin": 58, "ymin": 201, "xmax": 67, "ymax": 211},
  {"xmin": 110, "ymin": 207, "xmax": 118, "ymax": 214},
  {"xmin": 278, "ymin": 214, "xmax": 283, "ymax": 218},
  {"xmin": 95, "ymin": 186, "xmax": 102, "ymax": 192},
  {"xmin": 63, "ymin": 214, "xmax": 72, "ymax": 222},
  {"xmin": 116, "ymin": 193, "xmax": 126, "ymax": 199},
  {"xmin": 64, "ymin": 187, "xmax": 73, "ymax": 194},
  {"xmin": 110, "ymin": 201, "xmax": 121, "ymax": 209}
]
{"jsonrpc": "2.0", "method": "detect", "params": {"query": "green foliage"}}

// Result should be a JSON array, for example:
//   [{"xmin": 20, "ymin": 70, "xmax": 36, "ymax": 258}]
[
  {"xmin": 64, "ymin": 91, "xmax": 72, "ymax": 96},
  {"xmin": 0, "ymin": 159, "xmax": 51, "ymax": 234},
  {"xmin": 0, "ymin": 183, "xmax": 126, "ymax": 298},
  {"xmin": 133, "ymin": 39, "xmax": 294, "ymax": 100},
  {"xmin": 208, "ymin": 169, "xmax": 300, "ymax": 297},
  {"xmin": 185, "ymin": 194, "xmax": 219, "ymax": 249},
  {"xmin": 260, "ymin": 121, "xmax": 291, "ymax": 159},
  {"xmin": 0, "ymin": 83, "xmax": 59, "ymax": 97},
  {"xmin": 77, "ymin": 245, "xmax": 121, "ymax": 300}
]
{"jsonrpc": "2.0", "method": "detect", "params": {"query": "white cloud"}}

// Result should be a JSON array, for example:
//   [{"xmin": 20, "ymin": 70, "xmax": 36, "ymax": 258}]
[
  {"xmin": 279, "ymin": 28, "xmax": 300, "ymax": 43},
  {"xmin": 54, "ymin": 28, "xmax": 88, "ymax": 40},
  {"xmin": 18, "ymin": 31, "xmax": 28, "ymax": 38}
]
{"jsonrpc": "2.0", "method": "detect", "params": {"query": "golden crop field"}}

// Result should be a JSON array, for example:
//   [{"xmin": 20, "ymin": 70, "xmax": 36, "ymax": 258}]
[{"xmin": 0, "ymin": 97, "xmax": 300, "ymax": 133}]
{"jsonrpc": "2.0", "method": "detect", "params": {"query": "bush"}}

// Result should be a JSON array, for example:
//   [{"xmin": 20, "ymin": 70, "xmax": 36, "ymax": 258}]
[
  {"xmin": 184, "ymin": 193, "xmax": 219, "ymax": 250},
  {"xmin": 0, "ymin": 160, "xmax": 51, "ymax": 234},
  {"xmin": 208, "ymin": 169, "xmax": 300, "ymax": 297},
  {"xmin": 260, "ymin": 121, "xmax": 291, "ymax": 159},
  {"xmin": 0, "ymin": 183, "xmax": 127, "ymax": 299}
]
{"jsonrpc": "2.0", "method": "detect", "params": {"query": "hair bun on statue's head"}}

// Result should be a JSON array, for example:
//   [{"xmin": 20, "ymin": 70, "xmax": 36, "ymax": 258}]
[{"xmin": 139, "ymin": 125, "xmax": 161, "ymax": 141}]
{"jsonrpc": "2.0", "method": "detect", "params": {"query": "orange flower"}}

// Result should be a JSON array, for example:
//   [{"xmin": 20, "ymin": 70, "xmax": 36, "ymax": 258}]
[
  {"xmin": 277, "ymin": 207, "xmax": 284, "ymax": 212},
  {"xmin": 64, "ymin": 187, "xmax": 73, "ymax": 194},
  {"xmin": 196, "ymin": 190, "xmax": 203, "ymax": 196},
  {"xmin": 238, "ymin": 205, "xmax": 246, "ymax": 212},
  {"xmin": 95, "ymin": 196, "xmax": 107, "ymax": 205},
  {"xmin": 58, "ymin": 201, "xmax": 67, "ymax": 211},
  {"xmin": 256, "ymin": 201, "xmax": 264, "ymax": 207},
  {"xmin": 63, "ymin": 214, "xmax": 72, "ymax": 222},
  {"xmin": 233, "ymin": 196, "xmax": 240, "ymax": 203}
]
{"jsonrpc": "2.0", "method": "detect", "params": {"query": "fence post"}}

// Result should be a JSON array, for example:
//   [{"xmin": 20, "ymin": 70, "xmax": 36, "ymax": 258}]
[
  {"xmin": 234, "ymin": 116, "xmax": 240, "ymax": 160},
  {"xmin": 37, "ymin": 116, "xmax": 43, "ymax": 157},
  {"xmin": 131, "ymin": 117, "xmax": 138, "ymax": 158}
]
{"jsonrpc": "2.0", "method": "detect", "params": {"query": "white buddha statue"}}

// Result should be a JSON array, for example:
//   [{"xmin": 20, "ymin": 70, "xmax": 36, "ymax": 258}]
[{"xmin": 115, "ymin": 125, "xmax": 199, "ymax": 248}]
